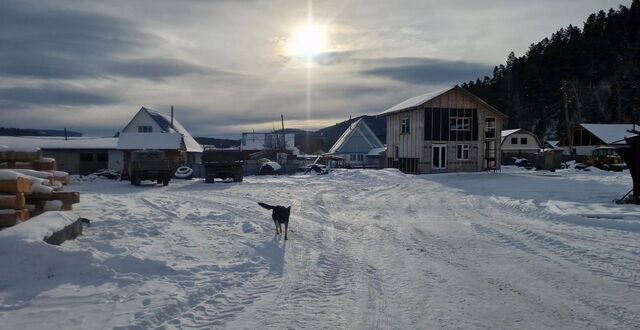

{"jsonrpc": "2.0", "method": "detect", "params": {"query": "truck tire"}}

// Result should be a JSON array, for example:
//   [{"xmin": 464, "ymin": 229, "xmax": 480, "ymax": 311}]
[
  {"xmin": 234, "ymin": 176, "xmax": 243, "ymax": 183},
  {"xmin": 157, "ymin": 179, "xmax": 162, "ymax": 184},
  {"xmin": 131, "ymin": 175, "xmax": 141, "ymax": 186},
  {"xmin": 163, "ymin": 177, "xmax": 170, "ymax": 186}
]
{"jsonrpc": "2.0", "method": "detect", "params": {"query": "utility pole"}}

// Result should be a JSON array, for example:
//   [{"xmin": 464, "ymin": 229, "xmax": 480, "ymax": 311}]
[{"xmin": 561, "ymin": 81, "xmax": 574, "ymax": 160}]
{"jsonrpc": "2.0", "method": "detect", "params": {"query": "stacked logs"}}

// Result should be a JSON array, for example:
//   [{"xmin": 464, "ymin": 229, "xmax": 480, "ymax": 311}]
[{"xmin": 0, "ymin": 146, "xmax": 79, "ymax": 228}]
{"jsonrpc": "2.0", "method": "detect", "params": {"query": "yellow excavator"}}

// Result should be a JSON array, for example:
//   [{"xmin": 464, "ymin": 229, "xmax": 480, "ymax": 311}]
[{"xmin": 585, "ymin": 147, "xmax": 625, "ymax": 172}]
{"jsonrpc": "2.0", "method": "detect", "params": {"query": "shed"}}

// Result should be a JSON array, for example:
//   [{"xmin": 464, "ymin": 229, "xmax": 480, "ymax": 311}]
[{"xmin": 0, "ymin": 136, "xmax": 120, "ymax": 175}]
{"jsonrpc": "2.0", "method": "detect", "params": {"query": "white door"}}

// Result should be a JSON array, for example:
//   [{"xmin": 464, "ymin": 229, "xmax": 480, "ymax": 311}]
[{"xmin": 432, "ymin": 145, "xmax": 447, "ymax": 169}]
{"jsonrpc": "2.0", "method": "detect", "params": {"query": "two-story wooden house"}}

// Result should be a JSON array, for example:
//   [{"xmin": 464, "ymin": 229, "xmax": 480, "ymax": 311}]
[{"xmin": 380, "ymin": 86, "xmax": 506, "ymax": 173}]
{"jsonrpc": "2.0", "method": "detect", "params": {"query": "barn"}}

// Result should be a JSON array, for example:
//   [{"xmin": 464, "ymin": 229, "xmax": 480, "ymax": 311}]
[
  {"xmin": 380, "ymin": 86, "xmax": 506, "ymax": 174},
  {"xmin": 501, "ymin": 128, "xmax": 542, "ymax": 164}
]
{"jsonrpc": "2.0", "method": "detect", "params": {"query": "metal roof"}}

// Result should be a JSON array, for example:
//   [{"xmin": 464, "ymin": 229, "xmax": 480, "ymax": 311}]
[
  {"xmin": 380, "ymin": 85, "xmax": 507, "ymax": 119},
  {"xmin": 580, "ymin": 123, "xmax": 639, "ymax": 145},
  {"xmin": 328, "ymin": 118, "xmax": 384, "ymax": 154}
]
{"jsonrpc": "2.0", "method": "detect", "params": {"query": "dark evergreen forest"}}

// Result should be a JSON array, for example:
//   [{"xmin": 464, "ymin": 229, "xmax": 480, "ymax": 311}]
[{"xmin": 462, "ymin": 0, "xmax": 640, "ymax": 139}]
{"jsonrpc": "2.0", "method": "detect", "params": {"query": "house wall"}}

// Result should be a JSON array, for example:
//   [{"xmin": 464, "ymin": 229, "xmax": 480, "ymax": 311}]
[
  {"xmin": 334, "ymin": 152, "xmax": 379, "ymax": 168},
  {"xmin": 385, "ymin": 88, "xmax": 503, "ymax": 174},
  {"xmin": 241, "ymin": 133, "xmax": 295, "ymax": 151},
  {"xmin": 42, "ymin": 149, "xmax": 112, "ymax": 175},
  {"xmin": 122, "ymin": 111, "xmax": 164, "ymax": 133},
  {"xmin": 502, "ymin": 133, "xmax": 541, "ymax": 151}
]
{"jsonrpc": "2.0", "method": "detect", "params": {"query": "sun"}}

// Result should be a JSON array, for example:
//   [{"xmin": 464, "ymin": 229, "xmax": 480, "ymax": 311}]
[{"xmin": 288, "ymin": 23, "xmax": 328, "ymax": 58}]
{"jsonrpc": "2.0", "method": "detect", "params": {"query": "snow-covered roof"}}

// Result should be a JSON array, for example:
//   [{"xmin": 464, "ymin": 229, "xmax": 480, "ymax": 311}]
[
  {"xmin": 328, "ymin": 118, "xmax": 384, "ymax": 154},
  {"xmin": 501, "ymin": 129, "xmax": 521, "ymax": 138},
  {"xmin": 381, "ymin": 88, "xmax": 450, "ymax": 115},
  {"xmin": 117, "ymin": 132, "xmax": 183, "ymax": 150},
  {"xmin": 367, "ymin": 147, "xmax": 387, "ymax": 156},
  {"xmin": 380, "ymin": 85, "xmax": 507, "ymax": 118},
  {"xmin": 580, "ymin": 123, "xmax": 638, "ymax": 145},
  {"xmin": 0, "ymin": 136, "xmax": 117, "ymax": 150},
  {"xmin": 546, "ymin": 140, "xmax": 560, "ymax": 147},
  {"xmin": 122, "ymin": 107, "xmax": 203, "ymax": 152}
]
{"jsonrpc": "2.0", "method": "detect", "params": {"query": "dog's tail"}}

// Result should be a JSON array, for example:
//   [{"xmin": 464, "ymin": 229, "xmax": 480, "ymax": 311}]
[{"xmin": 258, "ymin": 202, "xmax": 274, "ymax": 210}]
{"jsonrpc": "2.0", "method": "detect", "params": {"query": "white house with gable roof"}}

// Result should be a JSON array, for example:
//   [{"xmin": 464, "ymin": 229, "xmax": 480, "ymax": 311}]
[
  {"xmin": 326, "ymin": 118, "xmax": 385, "ymax": 168},
  {"xmin": 117, "ymin": 107, "xmax": 204, "ymax": 167}
]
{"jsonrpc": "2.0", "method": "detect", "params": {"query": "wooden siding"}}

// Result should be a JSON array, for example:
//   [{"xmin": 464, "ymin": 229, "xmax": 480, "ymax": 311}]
[{"xmin": 386, "ymin": 88, "xmax": 503, "ymax": 173}]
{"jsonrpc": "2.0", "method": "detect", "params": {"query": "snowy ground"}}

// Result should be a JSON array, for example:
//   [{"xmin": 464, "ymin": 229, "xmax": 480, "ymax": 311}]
[{"xmin": 1, "ymin": 167, "xmax": 640, "ymax": 329}]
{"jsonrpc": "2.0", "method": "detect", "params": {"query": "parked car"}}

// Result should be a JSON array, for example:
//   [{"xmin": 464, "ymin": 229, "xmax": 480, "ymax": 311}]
[
  {"xmin": 128, "ymin": 150, "xmax": 179, "ymax": 186},
  {"xmin": 202, "ymin": 149, "xmax": 244, "ymax": 183}
]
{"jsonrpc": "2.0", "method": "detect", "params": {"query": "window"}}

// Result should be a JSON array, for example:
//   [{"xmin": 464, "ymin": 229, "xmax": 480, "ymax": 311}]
[
  {"xmin": 138, "ymin": 126, "xmax": 152, "ymax": 133},
  {"xmin": 450, "ymin": 117, "xmax": 471, "ymax": 131},
  {"xmin": 96, "ymin": 153, "xmax": 108, "ymax": 162},
  {"xmin": 511, "ymin": 137, "xmax": 518, "ymax": 144},
  {"xmin": 485, "ymin": 117, "xmax": 496, "ymax": 138},
  {"xmin": 401, "ymin": 118, "xmax": 410, "ymax": 134},
  {"xmin": 358, "ymin": 154, "xmax": 364, "ymax": 161},
  {"xmin": 457, "ymin": 144, "xmax": 470, "ymax": 160},
  {"xmin": 395, "ymin": 146, "xmax": 399, "ymax": 159},
  {"xmin": 79, "ymin": 153, "xmax": 93, "ymax": 162},
  {"xmin": 520, "ymin": 137, "xmax": 528, "ymax": 145}
]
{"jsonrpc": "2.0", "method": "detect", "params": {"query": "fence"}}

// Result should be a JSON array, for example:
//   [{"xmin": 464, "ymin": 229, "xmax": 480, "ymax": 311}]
[{"xmin": 185, "ymin": 160, "xmax": 303, "ymax": 178}]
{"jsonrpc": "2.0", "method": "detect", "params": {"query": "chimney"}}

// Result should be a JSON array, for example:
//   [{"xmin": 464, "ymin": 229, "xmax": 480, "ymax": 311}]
[{"xmin": 170, "ymin": 105, "xmax": 174, "ymax": 130}]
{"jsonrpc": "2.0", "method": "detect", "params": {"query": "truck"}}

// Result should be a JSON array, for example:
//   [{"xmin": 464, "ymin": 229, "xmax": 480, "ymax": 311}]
[
  {"xmin": 202, "ymin": 149, "xmax": 244, "ymax": 183},
  {"xmin": 128, "ymin": 150, "xmax": 180, "ymax": 186}
]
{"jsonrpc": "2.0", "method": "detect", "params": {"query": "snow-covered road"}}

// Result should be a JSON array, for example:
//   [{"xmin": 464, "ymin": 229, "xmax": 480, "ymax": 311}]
[{"xmin": 1, "ymin": 169, "xmax": 639, "ymax": 329}]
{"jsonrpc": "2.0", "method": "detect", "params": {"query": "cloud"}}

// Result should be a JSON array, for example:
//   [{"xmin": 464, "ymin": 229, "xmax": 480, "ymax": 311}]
[
  {"xmin": 359, "ymin": 57, "xmax": 494, "ymax": 84},
  {"xmin": 106, "ymin": 58, "xmax": 239, "ymax": 81},
  {"xmin": 0, "ymin": 0, "xmax": 220, "ymax": 81},
  {"xmin": 0, "ymin": 85, "xmax": 119, "ymax": 107}
]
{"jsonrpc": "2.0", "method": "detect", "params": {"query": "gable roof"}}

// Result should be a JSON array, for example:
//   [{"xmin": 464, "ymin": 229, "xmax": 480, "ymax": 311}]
[
  {"xmin": 328, "ymin": 118, "xmax": 384, "ymax": 154},
  {"xmin": 579, "ymin": 123, "xmax": 638, "ymax": 145},
  {"xmin": 500, "ymin": 128, "xmax": 542, "ymax": 147},
  {"xmin": 379, "ymin": 85, "xmax": 507, "ymax": 118},
  {"xmin": 122, "ymin": 107, "xmax": 203, "ymax": 152}
]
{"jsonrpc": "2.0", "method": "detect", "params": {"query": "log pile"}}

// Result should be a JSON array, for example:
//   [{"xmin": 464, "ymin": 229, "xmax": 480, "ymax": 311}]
[{"xmin": 0, "ymin": 147, "xmax": 80, "ymax": 229}]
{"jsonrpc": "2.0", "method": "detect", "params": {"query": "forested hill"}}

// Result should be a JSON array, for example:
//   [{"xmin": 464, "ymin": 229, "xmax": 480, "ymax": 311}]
[{"xmin": 462, "ymin": 0, "xmax": 640, "ymax": 139}]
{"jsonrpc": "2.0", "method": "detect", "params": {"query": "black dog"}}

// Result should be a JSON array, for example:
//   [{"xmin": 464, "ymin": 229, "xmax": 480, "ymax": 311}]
[{"xmin": 258, "ymin": 202, "xmax": 291, "ymax": 240}]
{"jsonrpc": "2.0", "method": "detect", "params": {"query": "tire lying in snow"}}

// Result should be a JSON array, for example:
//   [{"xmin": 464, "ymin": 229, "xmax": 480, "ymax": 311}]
[
  {"xmin": 174, "ymin": 166, "xmax": 194, "ymax": 179},
  {"xmin": 259, "ymin": 161, "xmax": 281, "ymax": 175}
]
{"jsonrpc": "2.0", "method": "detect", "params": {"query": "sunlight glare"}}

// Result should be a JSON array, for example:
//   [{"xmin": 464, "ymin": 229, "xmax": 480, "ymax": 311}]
[{"xmin": 289, "ymin": 23, "xmax": 327, "ymax": 58}]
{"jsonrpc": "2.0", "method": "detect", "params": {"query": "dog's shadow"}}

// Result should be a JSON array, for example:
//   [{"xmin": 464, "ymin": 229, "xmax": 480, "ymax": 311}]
[{"xmin": 255, "ymin": 235, "xmax": 287, "ymax": 276}]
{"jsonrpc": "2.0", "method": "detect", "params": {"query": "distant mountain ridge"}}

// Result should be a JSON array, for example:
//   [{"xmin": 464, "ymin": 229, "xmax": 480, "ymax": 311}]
[{"xmin": 0, "ymin": 127, "xmax": 82, "ymax": 137}]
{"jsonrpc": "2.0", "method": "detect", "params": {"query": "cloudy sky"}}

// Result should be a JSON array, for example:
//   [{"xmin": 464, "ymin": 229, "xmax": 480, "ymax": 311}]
[{"xmin": 0, "ymin": 0, "xmax": 629, "ymax": 138}]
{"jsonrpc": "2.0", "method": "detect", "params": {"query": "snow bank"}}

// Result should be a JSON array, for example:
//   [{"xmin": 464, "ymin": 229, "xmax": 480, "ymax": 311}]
[{"xmin": 0, "ymin": 211, "xmax": 80, "ymax": 243}]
